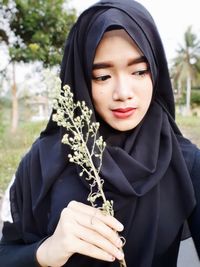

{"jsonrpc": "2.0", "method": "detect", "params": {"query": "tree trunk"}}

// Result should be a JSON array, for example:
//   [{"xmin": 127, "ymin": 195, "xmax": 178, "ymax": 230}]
[
  {"xmin": 177, "ymin": 79, "xmax": 181, "ymax": 98},
  {"xmin": 11, "ymin": 61, "xmax": 18, "ymax": 133},
  {"xmin": 186, "ymin": 74, "xmax": 191, "ymax": 115}
]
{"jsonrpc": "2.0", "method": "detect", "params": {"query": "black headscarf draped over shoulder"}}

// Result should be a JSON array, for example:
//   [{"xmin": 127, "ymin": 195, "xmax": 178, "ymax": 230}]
[{"xmin": 7, "ymin": 0, "xmax": 197, "ymax": 266}]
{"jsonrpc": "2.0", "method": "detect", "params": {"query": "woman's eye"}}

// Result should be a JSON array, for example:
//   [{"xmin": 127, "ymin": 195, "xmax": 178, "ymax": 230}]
[
  {"xmin": 92, "ymin": 75, "xmax": 111, "ymax": 81},
  {"xmin": 132, "ymin": 69, "xmax": 149, "ymax": 77}
]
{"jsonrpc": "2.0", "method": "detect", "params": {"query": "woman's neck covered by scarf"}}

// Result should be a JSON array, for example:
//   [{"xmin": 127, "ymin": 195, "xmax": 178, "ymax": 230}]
[{"xmin": 10, "ymin": 1, "xmax": 197, "ymax": 266}]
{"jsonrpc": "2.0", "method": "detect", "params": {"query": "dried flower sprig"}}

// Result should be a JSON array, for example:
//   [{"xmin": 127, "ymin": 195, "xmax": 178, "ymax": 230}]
[{"xmin": 52, "ymin": 84, "xmax": 126, "ymax": 267}]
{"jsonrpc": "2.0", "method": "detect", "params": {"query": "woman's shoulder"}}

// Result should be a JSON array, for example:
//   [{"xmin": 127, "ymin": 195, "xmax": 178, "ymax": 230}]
[
  {"xmin": 193, "ymin": 146, "xmax": 200, "ymax": 161},
  {"xmin": 15, "ymin": 138, "xmax": 40, "ymax": 178},
  {"xmin": 188, "ymin": 146, "xmax": 200, "ymax": 256},
  {"xmin": 177, "ymin": 135, "xmax": 199, "ymax": 175},
  {"xmin": 181, "ymin": 138, "xmax": 200, "ymax": 187},
  {"xmin": 191, "ymin": 146, "xmax": 200, "ymax": 181},
  {"xmin": 16, "ymin": 132, "xmax": 60, "ymax": 176}
]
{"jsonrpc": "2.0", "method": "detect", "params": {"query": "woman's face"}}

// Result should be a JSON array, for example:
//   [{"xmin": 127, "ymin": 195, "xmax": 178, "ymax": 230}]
[{"xmin": 91, "ymin": 29, "xmax": 153, "ymax": 131}]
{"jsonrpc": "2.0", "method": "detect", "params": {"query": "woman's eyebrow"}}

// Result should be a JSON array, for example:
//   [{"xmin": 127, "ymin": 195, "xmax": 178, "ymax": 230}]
[
  {"xmin": 92, "ymin": 62, "xmax": 113, "ymax": 70},
  {"xmin": 127, "ymin": 55, "xmax": 147, "ymax": 66},
  {"xmin": 92, "ymin": 56, "xmax": 147, "ymax": 70}
]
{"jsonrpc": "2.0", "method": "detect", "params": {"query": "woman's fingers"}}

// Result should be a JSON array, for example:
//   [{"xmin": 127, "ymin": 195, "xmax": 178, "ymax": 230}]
[
  {"xmin": 75, "ymin": 238, "xmax": 116, "ymax": 262},
  {"xmin": 37, "ymin": 201, "xmax": 125, "ymax": 266},
  {"xmin": 73, "ymin": 223, "xmax": 124, "ymax": 261},
  {"xmin": 67, "ymin": 200, "xmax": 124, "ymax": 231},
  {"xmin": 67, "ymin": 208, "xmax": 122, "ymax": 248},
  {"xmin": 60, "ymin": 201, "xmax": 125, "ymax": 261},
  {"xmin": 66, "ymin": 201, "xmax": 124, "ymax": 248}
]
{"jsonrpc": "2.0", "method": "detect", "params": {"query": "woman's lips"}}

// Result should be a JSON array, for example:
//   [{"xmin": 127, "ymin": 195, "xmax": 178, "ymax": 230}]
[{"xmin": 112, "ymin": 107, "xmax": 136, "ymax": 119}]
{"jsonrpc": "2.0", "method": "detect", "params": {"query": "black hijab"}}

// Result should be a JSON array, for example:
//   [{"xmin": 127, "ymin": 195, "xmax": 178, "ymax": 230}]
[{"xmin": 8, "ymin": 0, "xmax": 197, "ymax": 266}]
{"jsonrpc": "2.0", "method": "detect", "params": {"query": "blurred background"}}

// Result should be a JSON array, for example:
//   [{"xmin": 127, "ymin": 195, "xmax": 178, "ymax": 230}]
[
  {"xmin": 0, "ymin": 0, "xmax": 200, "ymax": 201},
  {"xmin": 0, "ymin": 1, "xmax": 200, "ymax": 266}
]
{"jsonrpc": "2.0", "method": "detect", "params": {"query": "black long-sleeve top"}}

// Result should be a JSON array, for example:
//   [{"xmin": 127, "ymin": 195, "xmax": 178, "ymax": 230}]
[{"xmin": 0, "ymin": 148, "xmax": 200, "ymax": 267}]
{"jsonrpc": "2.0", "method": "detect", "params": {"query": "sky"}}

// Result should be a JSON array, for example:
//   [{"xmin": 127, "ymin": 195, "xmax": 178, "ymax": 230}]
[{"xmin": 71, "ymin": 0, "xmax": 200, "ymax": 64}]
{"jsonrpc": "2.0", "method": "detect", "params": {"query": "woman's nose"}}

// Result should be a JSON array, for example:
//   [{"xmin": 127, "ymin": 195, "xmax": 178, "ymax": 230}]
[{"xmin": 112, "ymin": 76, "xmax": 134, "ymax": 101}]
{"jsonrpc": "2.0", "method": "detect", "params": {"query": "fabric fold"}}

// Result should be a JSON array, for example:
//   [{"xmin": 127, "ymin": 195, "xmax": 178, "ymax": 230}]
[{"xmin": 8, "ymin": 1, "xmax": 197, "ymax": 266}]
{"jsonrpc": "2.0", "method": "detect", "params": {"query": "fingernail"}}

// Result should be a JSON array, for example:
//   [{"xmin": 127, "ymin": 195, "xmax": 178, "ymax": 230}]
[
  {"xmin": 108, "ymin": 255, "xmax": 115, "ymax": 262},
  {"xmin": 117, "ymin": 239, "xmax": 123, "ymax": 247},
  {"xmin": 118, "ymin": 223, "xmax": 124, "ymax": 231},
  {"xmin": 117, "ymin": 251, "xmax": 124, "ymax": 260}
]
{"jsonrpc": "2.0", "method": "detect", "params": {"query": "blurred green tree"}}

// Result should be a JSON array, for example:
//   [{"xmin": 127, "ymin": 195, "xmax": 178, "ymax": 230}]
[
  {"xmin": 171, "ymin": 26, "xmax": 200, "ymax": 114},
  {"xmin": 0, "ymin": 0, "xmax": 76, "ymax": 132}
]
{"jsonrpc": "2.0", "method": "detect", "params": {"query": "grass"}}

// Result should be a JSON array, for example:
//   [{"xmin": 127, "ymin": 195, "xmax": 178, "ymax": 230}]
[
  {"xmin": 0, "ymin": 120, "xmax": 47, "ymax": 194},
  {"xmin": 176, "ymin": 115, "xmax": 200, "ymax": 147},
  {"xmin": 0, "ymin": 113, "xmax": 199, "ymax": 195}
]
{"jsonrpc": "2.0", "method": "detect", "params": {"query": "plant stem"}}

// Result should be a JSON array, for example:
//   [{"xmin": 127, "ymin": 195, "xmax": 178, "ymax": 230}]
[{"xmin": 59, "ymin": 91, "xmax": 127, "ymax": 267}]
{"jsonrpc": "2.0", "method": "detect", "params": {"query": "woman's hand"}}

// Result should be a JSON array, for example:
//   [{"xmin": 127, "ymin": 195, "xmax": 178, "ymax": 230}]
[{"xmin": 36, "ymin": 201, "xmax": 124, "ymax": 267}]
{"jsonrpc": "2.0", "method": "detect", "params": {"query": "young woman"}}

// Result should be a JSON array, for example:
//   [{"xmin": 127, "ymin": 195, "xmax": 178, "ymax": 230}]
[{"xmin": 1, "ymin": 0, "xmax": 200, "ymax": 266}]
